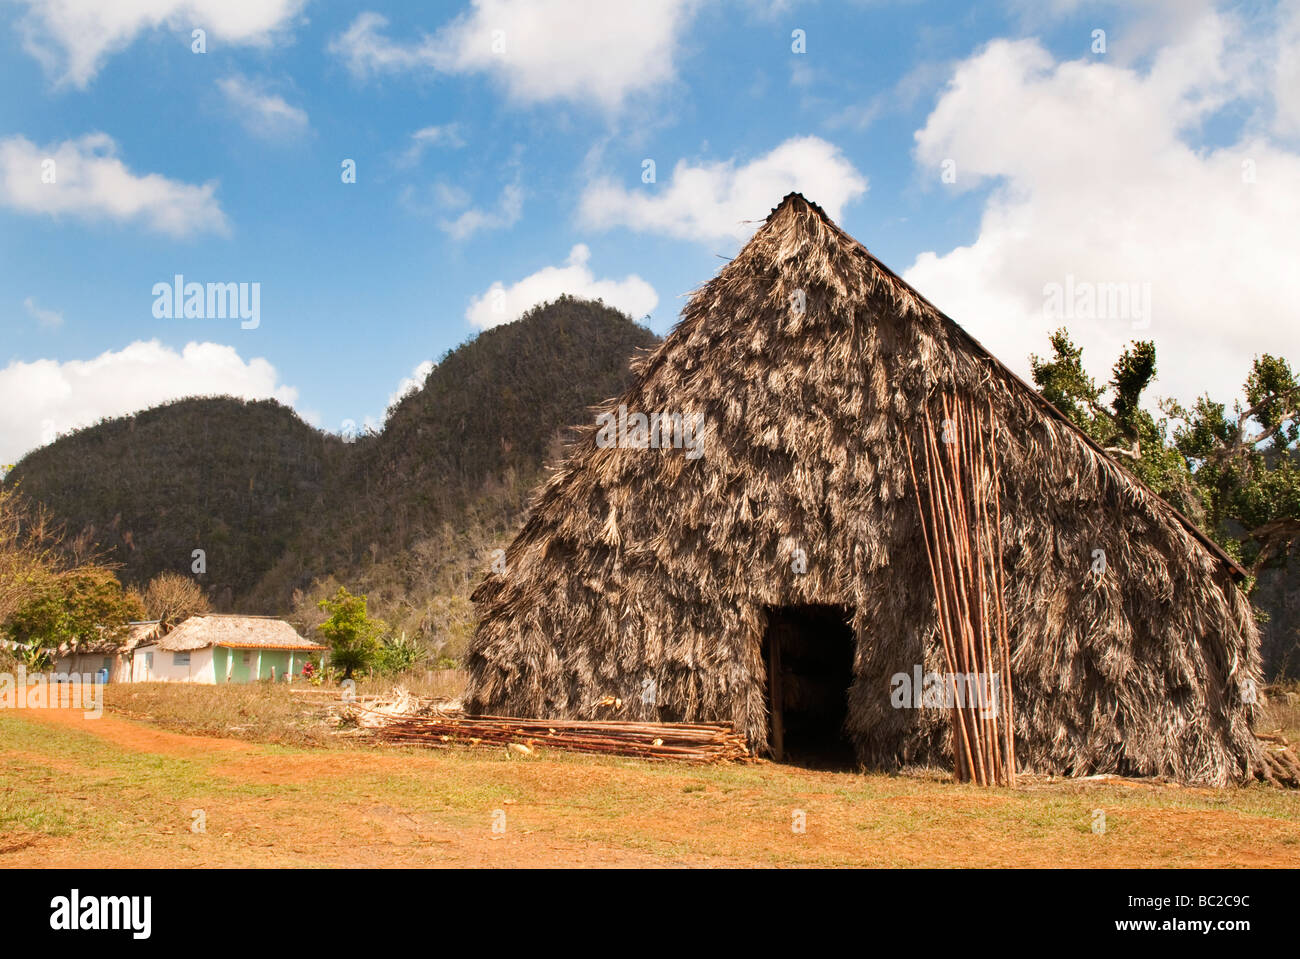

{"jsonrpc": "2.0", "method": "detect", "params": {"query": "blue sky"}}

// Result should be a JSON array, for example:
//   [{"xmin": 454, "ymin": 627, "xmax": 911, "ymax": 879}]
[{"xmin": 2, "ymin": 0, "xmax": 1298, "ymax": 466}]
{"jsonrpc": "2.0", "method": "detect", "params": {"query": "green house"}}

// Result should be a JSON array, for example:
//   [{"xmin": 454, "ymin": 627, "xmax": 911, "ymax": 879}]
[{"xmin": 132, "ymin": 614, "xmax": 326, "ymax": 684}]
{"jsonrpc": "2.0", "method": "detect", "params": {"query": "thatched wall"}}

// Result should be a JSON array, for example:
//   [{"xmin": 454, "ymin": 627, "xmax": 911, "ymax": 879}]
[{"xmin": 467, "ymin": 194, "xmax": 1260, "ymax": 786}]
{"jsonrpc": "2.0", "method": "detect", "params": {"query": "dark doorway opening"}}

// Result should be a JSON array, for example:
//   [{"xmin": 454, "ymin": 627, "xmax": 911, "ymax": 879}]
[{"xmin": 763, "ymin": 604, "xmax": 857, "ymax": 769}]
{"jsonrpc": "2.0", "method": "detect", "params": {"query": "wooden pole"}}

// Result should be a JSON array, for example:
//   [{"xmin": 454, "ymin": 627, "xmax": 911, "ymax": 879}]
[
  {"xmin": 930, "ymin": 400, "xmax": 986, "ymax": 784},
  {"xmin": 920, "ymin": 409, "xmax": 979, "ymax": 781},
  {"xmin": 967, "ymin": 399, "xmax": 1003, "ymax": 784},
  {"xmin": 769, "ymin": 624, "xmax": 784, "ymax": 762},
  {"xmin": 908, "ymin": 392, "xmax": 1016, "ymax": 787},
  {"xmin": 987, "ymin": 397, "xmax": 1016, "ymax": 785},
  {"xmin": 905, "ymin": 432, "xmax": 968, "ymax": 782}
]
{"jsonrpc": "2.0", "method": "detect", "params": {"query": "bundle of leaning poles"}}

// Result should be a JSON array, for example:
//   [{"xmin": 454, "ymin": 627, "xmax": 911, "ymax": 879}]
[{"xmin": 904, "ymin": 392, "xmax": 1017, "ymax": 787}]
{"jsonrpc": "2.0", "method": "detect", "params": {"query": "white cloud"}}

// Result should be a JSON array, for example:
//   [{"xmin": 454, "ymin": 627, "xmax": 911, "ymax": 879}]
[
  {"xmin": 466, "ymin": 244, "xmax": 657, "ymax": 329},
  {"xmin": 825, "ymin": 60, "xmax": 952, "ymax": 132},
  {"xmin": 397, "ymin": 180, "xmax": 473, "ymax": 217},
  {"xmin": 218, "ymin": 75, "xmax": 310, "ymax": 142},
  {"xmin": 578, "ymin": 136, "xmax": 868, "ymax": 243},
  {"xmin": 0, "ymin": 340, "xmax": 298, "ymax": 465},
  {"xmin": 12, "ymin": 0, "xmax": 306, "ymax": 88},
  {"xmin": 328, "ymin": 12, "xmax": 423, "ymax": 76},
  {"xmin": 0, "ymin": 133, "xmax": 228, "ymax": 237},
  {"xmin": 742, "ymin": 0, "xmax": 797, "ymax": 18},
  {"xmin": 441, "ymin": 179, "xmax": 523, "ymax": 240},
  {"xmin": 1007, "ymin": 0, "xmax": 1241, "ymax": 72},
  {"xmin": 387, "ymin": 360, "xmax": 435, "ymax": 411},
  {"xmin": 434, "ymin": 182, "xmax": 471, "ymax": 209},
  {"xmin": 1276, "ymin": 1, "xmax": 1300, "ymax": 138},
  {"xmin": 329, "ymin": 2, "xmax": 699, "ymax": 110},
  {"xmin": 396, "ymin": 125, "xmax": 465, "ymax": 168},
  {"xmin": 345, "ymin": 359, "xmax": 438, "ymax": 437},
  {"xmin": 789, "ymin": 59, "xmax": 817, "ymax": 89},
  {"xmin": 903, "ymin": 14, "xmax": 1300, "ymax": 407},
  {"xmin": 23, "ymin": 296, "xmax": 63, "ymax": 330}
]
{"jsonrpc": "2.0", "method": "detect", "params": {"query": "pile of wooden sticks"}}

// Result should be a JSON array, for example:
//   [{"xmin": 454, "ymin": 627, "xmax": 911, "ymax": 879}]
[
  {"xmin": 374, "ymin": 712, "xmax": 752, "ymax": 763},
  {"xmin": 1256, "ymin": 732, "xmax": 1300, "ymax": 788},
  {"xmin": 905, "ymin": 393, "xmax": 1017, "ymax": 787}
]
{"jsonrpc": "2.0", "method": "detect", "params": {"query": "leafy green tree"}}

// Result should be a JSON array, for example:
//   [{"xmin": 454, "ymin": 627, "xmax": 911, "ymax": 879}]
[
  {"xmin": 0, "ymin": 485, "xmax": 62, "ymax": 625},
  {"xmin": 1032, "ymin": 331, "xmax": 1300, "ymax": 577},
  {"xmin": 6, "ymin": 566, "xmax": 144, "ymax": 652},
  {"xmin": 1163, "ymin": 354, "xmax": 1300, "ymax": 572},
  {"xmin": 1030, "ymin": 329, "xmax": 1104, "ymax": 433},
  {"xmin": 1030, "ymin": 329, "xmax": 1199, "ymax": 516},
  {"xmin": 375, "ymin": 630, "xmax": 423, "ymax": 675},
  {"xmin": 316, "ymin": 586, "xmax": 385, "ymax": 679}
]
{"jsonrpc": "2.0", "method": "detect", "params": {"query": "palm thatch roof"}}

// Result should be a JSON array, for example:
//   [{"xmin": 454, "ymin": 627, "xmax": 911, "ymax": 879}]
[
  {"xmin": 466, "ymin": 193, "xmax": 1261, "ymax": 786},
  {"xmin": 58, "ymin": 620, "xmax": 162, "ymax": 656},
  {"xmin": 117, "ymin": 620, "xmax": 164, "ymax": 651},
  {"xmin": 147, "ymin": 614, "xmax": 325, "ymax": 652}
]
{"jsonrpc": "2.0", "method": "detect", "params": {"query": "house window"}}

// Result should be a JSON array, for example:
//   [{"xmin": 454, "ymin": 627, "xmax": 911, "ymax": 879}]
[
  {"xmin": 103, "ymin": 657, "xmax": 112, "ymax": 669},
  {"xmin": 242, "ymin": 650, "xmax": 251, "ymax": 663},
  {"xmin": 144, "ymin": 652, "xmax": 153, "ymax": 669},
  {"xmin": 174, "ymin": 651, "xmax": 191, "ymax": 666}
]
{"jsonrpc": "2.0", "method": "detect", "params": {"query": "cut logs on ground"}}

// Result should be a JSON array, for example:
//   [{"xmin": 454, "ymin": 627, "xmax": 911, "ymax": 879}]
[
  {"xmin": 373, "ymin": 711, "xmax": 752, "ymax": 763},
  {"xmin": 1255, "ymin": 732, "xmax": 1300, "ymax": 788}
]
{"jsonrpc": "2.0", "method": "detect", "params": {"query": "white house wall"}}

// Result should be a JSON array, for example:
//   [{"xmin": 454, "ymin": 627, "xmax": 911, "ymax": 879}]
[
  {"xmin": 130, "ymin": 646, "xmax": 216, "ymax": 684},
  {"xmin": 54, "ymin": 652, "xmax": 132, "ymax": 683}
]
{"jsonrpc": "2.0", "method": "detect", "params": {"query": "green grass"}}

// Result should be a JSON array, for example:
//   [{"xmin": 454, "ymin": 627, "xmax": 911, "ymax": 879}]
[
  {"xmin": 0, "ymin": 718, "xmax": 219, "ymax": 842},
  {"xmin": 3, "ymin": 690, "xmax": 1300, "ymax": 866}
]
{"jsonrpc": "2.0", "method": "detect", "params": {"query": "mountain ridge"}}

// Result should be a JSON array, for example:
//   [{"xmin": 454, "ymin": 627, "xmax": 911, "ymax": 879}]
[{"xmin": 5, "ymin": 297, "xmax": 661, "ymax": 654}]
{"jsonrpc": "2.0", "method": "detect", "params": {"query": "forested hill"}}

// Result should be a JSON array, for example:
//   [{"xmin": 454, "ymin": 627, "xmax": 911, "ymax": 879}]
[
  {"xmin": 5, "ymin": 297, "xmax": 660, "ymax": 649},
  {"xmin": 243, "ymin": 296, "xmax": 660, "ymax": 643},
  {"xmin": 4, "ymin": 395, "xmax": 347, "ymax": 606}
]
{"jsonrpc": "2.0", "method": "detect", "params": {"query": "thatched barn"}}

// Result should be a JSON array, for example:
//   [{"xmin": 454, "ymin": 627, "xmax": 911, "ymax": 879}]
[{"xmin": 467, "ymin": 193, "xmax": 1261, "ymax": 785}]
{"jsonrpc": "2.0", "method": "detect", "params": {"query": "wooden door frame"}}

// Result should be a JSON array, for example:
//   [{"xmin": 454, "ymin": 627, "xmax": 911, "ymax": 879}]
[{"xmin": 767, "ymin": 626, "xmax": 784, "ymax": 761}]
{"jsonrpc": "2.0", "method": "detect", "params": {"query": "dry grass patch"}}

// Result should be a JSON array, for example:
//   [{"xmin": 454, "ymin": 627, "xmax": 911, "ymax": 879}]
[
  {"xmin": 102, "ymin": 671, "xmax": 467, "ymax": 747},
  {"xmin": 1262, "ymin": 683, "xmax": 1300, "ymax": 743},
  {"xmin": 104, "ymin": 682, "xmax": 337, "ymax": 747},
  {"xmin": 348, "ymin": 669, "xmax": 466, "ymax": 700}
]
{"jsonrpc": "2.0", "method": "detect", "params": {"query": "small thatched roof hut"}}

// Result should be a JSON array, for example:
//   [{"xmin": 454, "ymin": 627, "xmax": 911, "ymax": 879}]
[
  {"xmin": 132, "ymin": 614, "xmax": 323, "ymax": 685},
  {"xmin": 58, "ymin": 620, "xmax": 163, "ymax": 658},
  {"xmin": 154, "ymin": 615, "xmax": 325, "ymax": 652},
  {"xmin": 54, "ymin": 620, "xmax": 163, "ymax": 683},
  {"xmin": 467, "ymin": 193, "xmax": 1260, "ymax": 785}
]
